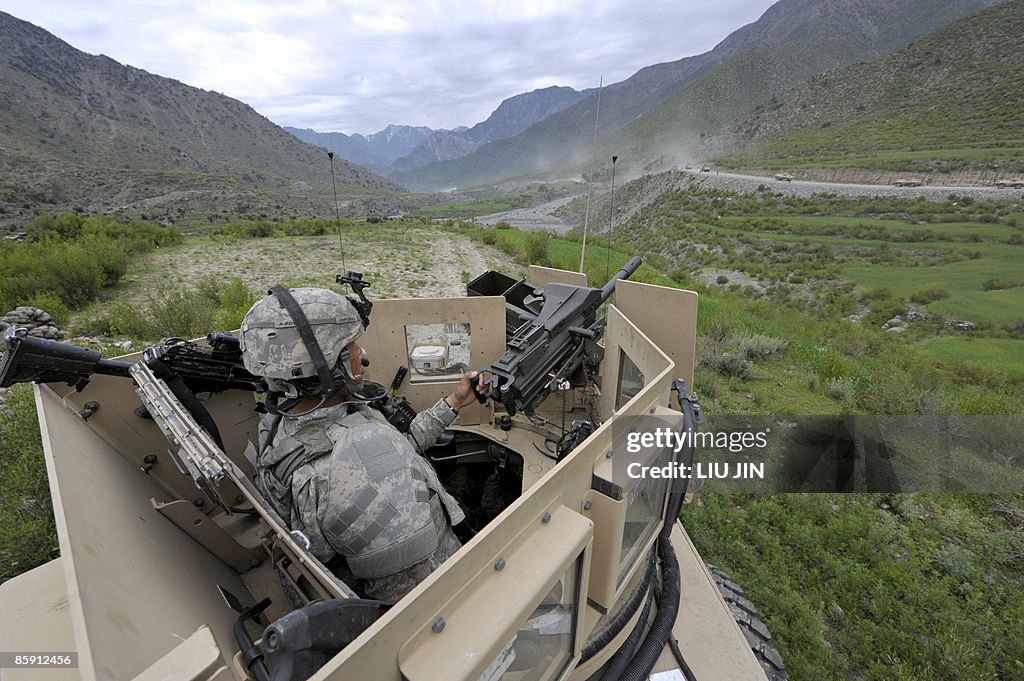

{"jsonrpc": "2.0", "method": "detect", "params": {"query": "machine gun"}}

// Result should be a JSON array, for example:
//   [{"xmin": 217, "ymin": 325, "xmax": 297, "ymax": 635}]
[
  {"xmin": 0, "ymin": 326, "xmax": 265, "ymax": 395},
  {"xmin": 480, "ymin": 256, "xmax": 642, "ymax": 417}
]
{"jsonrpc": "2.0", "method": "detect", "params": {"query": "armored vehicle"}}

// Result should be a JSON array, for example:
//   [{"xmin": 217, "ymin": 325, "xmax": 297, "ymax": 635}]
[
  {"xmin": 994, "ymin": 179, "xmax": 1024, "ymax": 189},
  {"xmin": 0, "ymin": 262, "xmax": 783, "ymax": 681},
  {"xmin": 893, "ymin": 178, "xmax": 923, "ymax": 187},
  {"xmin": 774, "ymin": 174, "xmax": 793, "ymax": 183}
]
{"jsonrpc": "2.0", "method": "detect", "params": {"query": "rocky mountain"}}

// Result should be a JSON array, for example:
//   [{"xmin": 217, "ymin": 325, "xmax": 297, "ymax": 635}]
[
  {"xmin": 0, "ymin": 11, "xmax": 399, "ymax": 226},
  {"xmin": 717, "ymin": 0, "xmax": 1024, "ymax": 173},
  {"xmin": 387, "ymin": 86, "xmax": 589, "ymax": 175},
  {"xmin": 285, "ymin": 124, "xmax": 435, "ymax": 171},
  {"xmin": 392, "ymin": 0, "xmax": 1006, "ymax": 191}
]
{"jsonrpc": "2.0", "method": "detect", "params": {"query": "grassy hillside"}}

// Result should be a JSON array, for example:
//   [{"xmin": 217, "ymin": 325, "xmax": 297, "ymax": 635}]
[{"xmin": 719, "ymin": 0, "xmax": 1024, "ymax": 173}]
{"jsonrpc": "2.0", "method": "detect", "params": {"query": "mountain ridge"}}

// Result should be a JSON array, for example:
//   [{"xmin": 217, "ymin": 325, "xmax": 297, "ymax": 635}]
[
  {"xmin": 392, "ymin": 0, "xmax": 1005, "ymax": 191},
  {"xmin": 0, "ymin": 10, "xmax": 399, "ymax": 226}
]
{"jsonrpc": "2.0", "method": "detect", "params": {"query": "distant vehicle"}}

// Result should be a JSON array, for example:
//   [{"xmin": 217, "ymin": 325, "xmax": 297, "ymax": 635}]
[
  {"xmin": 893, "ymin": 178, "xmax": 923, "ymax": 187},
  {"xmin": 775, "ymin": 173, "xmax": 794, "ymax": 182},
  {"xmin": 700, "ymin": 164, "xmax": 711, "ymax": 173},
  {"xmin": 995, "ymin": 179, "xmax": 1024, "ymax": 189}
]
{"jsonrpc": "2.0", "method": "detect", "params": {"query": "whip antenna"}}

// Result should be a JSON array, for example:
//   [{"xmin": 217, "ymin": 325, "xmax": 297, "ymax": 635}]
[
  {"xmin": 579, "ymin": 76, "xmax": 603, "ymax": 273},
  {"xmin": 327, "ymin": 151, "xmax": 347, "ymax": 271},
  {"xmin": 605, "ymin": 154, "xmax": 618, "ymax": 282}
]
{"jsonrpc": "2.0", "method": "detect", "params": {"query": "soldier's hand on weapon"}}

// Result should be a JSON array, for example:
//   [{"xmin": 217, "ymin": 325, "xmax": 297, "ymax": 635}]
[{"xmin": 447, "ymin": 370, "xmax": 488, "ymax": 411}]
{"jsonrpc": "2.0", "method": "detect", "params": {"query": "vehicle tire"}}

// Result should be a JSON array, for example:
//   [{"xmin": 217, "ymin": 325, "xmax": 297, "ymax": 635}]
[{"xmin": 706, "ymin": 565, "xmax": 787, "ymax": 681}]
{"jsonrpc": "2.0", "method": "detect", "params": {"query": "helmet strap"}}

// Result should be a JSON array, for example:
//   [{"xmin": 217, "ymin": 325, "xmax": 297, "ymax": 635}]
[{"xmin": 269, "ymin": 285, "xmax": 336, "ymax": 397}]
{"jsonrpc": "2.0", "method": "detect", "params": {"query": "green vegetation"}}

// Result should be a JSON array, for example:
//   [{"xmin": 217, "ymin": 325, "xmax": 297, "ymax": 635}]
[
  {"xmin": 682, "ymin": 493, "xmax": 1024, "ymax": 681},
  {"xmin": 0, "ymin": 385, "xmax": 57, "ymax": 581},
  {"xmin": 103, "ymin": 277, "xmax": 258, "ymax": 340},
  {"xmin": 0, "ymin": 213, "xmax": 181, "ymax": 312}
]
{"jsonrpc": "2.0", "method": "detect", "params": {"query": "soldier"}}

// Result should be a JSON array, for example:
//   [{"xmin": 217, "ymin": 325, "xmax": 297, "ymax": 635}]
[{"xmin": 239, "ymin": 286, "xmax": 481, "ymax": 602}]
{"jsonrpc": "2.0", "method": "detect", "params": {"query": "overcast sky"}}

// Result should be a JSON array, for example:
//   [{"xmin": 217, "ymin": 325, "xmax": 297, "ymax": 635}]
[{"xmin": 4, "ymin": 0, "xmax": 778, "ymax": 135}]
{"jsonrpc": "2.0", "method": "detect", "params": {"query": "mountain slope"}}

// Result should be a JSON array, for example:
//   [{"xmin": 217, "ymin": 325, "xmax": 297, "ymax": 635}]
[
  {"xmin": 717, "ymin": 0, "xmax": 1024, "ymax": 172},
  {"xmin": 394, "ymin": 0, "xmax": 1004, "ymax": 191},
  {"xmin": 386, "ymin": 86, "xmax": 587, "ymax": 175},
  {"xmin": 285, "ymin": 124, "xmax": 435, "ymax": 171},
  {"xmin": 0, "ymin": 11, "xmax": 398, "ymax": 223}
]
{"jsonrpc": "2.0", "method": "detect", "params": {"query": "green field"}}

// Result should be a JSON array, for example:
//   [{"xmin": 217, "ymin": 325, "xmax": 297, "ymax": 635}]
[{"xmin": 918, "ymin": 336, "xmax": 1024, "ymax": 380}]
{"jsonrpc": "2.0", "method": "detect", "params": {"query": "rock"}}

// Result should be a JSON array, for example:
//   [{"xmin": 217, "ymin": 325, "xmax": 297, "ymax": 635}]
[
  {"xmin": 122, "ymin": 340, "xmax": 134, "ymax": 352},
  {"xmin": 905, "ymin": 304, "xmax": 928, "ymax": 322},
  {"xmin": 887, "ymin": 326, "xmax": 907, "ymax": 334}
]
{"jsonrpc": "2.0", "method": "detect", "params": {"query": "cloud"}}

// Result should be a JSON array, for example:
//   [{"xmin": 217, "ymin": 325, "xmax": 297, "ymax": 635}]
[{"xmin": 2, "ymin": 0, "xmax": 777, "ymax": 134}]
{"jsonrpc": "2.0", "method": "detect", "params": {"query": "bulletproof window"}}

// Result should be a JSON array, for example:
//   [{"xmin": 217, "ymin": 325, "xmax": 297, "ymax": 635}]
[
  {"xmin": 403, "ymin": 323, "xmax": 472, "ymax": 384},
  {"xmin": 483, "ymin": 554, "xmax": 582, "ymax": 681},
  {"xmin": 615, "ymin": 349, "xmax": 645, "ymax": 410}
]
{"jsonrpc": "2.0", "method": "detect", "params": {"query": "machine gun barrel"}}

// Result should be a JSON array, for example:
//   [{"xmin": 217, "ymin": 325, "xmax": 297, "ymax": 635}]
[{"xmin": 600, "ymin": 256, "xmax": 643, "ymax": 301}]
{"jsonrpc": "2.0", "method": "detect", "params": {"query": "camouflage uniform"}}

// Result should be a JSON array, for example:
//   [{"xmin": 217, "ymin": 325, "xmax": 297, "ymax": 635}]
[{"xmin": 254, "ymin": 397, "xmax": 465, "ymax": 602}]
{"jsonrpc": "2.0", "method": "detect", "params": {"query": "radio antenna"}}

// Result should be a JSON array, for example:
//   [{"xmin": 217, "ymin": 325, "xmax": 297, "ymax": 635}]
[
  {"xmin": 605, "ymin": 154, "xmax": 618, "ymax": 282},
  {"xmin": 327, "ymin": 151, "xmax": 347, "ymax": 271},
  {"xmin": 579, "ymin": 76, "xmax": 603, "ymax": 274}
]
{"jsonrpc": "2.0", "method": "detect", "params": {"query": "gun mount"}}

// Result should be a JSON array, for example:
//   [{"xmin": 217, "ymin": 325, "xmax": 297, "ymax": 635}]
[{"xmin": 482, "ymin": 256, "xmax": 642, "ymax": 416}]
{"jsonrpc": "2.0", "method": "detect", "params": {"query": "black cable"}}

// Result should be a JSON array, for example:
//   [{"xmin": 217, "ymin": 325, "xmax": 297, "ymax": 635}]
[
  {"xmin": 579, "ymin": 553, "xmax": 656, "ymax": 664},
  {"xmin": 601, "ymin": 580, "xmax": 654, "ymax": 680}
]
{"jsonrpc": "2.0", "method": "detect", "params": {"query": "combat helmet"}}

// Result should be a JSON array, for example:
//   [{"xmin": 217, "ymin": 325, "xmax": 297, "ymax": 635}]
[{"xmin": 240, "ymin": 286, "xmax": 366, "ymax": 412}]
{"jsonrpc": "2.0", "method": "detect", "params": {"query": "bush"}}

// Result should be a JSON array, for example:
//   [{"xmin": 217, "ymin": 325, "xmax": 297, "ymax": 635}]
[
  {"xmin": 495, "ymin": 220, "xmax": 512, "ymax": 230},
  {"xmin": 909, "ymin": 288, "xmax": 950, "ymax": 304},
  {"xmin": 716, "ymin": 274, "xmax": 729, "ymax": 285},
  {"xmin": 108, "ymin": 277, "xmax": 257, "ymax": 340},
  {"xmin": 734, "ymin": 334, "xmax": 788, "ymax": 359},
  {"xmin": 23, "ymin": 292, "xmax": 70, "ymax": 327},
  {"xmin": 817, "ymin": 349, "xmax": 847, "ymax": 383},
  {"xmin": 481, "ymin": 229, "xmax": 497, "ymax": 245},
  {"xmin": 714, "ymin": 354, "xmax": 754, "ymax": 380},
  {"xmin": 524, "ymin": 231, "xmax": 550, "ymax": 266},
  {"xmin": 982, "ymin": 279, "xmax": 1013, "ymax": 291}
]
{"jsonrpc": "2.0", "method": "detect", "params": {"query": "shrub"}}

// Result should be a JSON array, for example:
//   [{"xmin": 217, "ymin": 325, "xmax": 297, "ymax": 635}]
[
  {"xmin": 714, "ymin": 354, "xmax": 754, "ymax": 380},
  {"xmin": 825, "ymin": 377, "xmax": 852, "ymax": 400},
  {"xmin": 716, "ymin": 274, "xmax": 729, "ymax": 285},
  {"xmin": 816, "ymin": 349, "xmax": 847, "ymax": 383},
  {"xmin": 524, "ymin": 231, "xmax": 550, "ymax": 266},
  {"xmin": 982, "ymin": 279, "xmax": 1013, "ymax": 291},
  {"xmin": 734, "ymin": 334, "xmax": 788, "ymax": 359},
  {"xmin": 23, "ymin": 292, "xmax": 70, "ymax": 327},
  {"xmin": 909, "ymin": 288, "xmax": 950, "ymax": 304},
  {"xmin": 108, "ymin": 277, "xmax": 256, "ymax": 341},
  {"xmin": 495, "ymin": 220, "xmax": 512, "ymax": 230},
  {"xmin": 481, "ymin": 229, "xmax": 497, "ymax": 245}
]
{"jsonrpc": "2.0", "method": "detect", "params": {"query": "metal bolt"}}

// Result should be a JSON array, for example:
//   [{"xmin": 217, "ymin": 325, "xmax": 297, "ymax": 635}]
[
  {"xmin": 494, "ymin": 558, "xmax": 506, "ymax": 571},
  {"xmin": 266, "ymin": 631, "xmax": 279, "ymax": 650},
  {"xmin": 650, "ymin": 406, "xmax": 656, "ymax": 414},
  {"xmin": 193, "ymin": 498, "xmax": 205, "ymax": 508},
  {"xmin": 606, "ymin": 449, "xmax": 613, "ymax": 458},
  {"xmin": 541, "ymin": 512, "xmax": 551, "ymax": 524},
  {"xmin": 583, "ymin": 501, "xmax": 592, "ymax": 511},
  {"xmin": 432, "ymin": 617, "xmax": 446, "ymax": 633}
]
